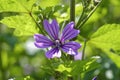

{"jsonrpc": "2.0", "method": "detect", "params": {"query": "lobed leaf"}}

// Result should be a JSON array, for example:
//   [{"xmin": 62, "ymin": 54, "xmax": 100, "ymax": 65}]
[
  {"xmin": 0, "ymin": 0, "xmax": 36, "ymax": 13},
  {"xmin": 39, "ymin": 0, "xmax": 60, "ymax": 8},
  {"xmin": 0, "ymin": 14, "xmax": 39, "ymax": 36},
  {"xmin": 89, "ymin": 24, "xmax": 120, "ymax": 52},
  {"xmin": 91, "ymin": 24, "xmax": 120, "ymax": 38}
]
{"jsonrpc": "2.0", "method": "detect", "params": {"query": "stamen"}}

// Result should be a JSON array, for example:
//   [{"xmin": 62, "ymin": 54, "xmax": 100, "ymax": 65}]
[{"xmin": 55, "ymin": 40, "xmax": 61, "ymax": 48}]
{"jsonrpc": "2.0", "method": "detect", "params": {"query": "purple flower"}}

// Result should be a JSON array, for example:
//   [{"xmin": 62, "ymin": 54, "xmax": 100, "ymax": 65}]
[{"xmin": 34, "ymin": 19, "xmax": 81, "ymax": 58}]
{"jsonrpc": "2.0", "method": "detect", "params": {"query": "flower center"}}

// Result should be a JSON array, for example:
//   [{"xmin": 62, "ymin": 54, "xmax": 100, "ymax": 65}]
[{"xmin": 55, "ymin": 40, "xmax": 61, "ymax": 48}]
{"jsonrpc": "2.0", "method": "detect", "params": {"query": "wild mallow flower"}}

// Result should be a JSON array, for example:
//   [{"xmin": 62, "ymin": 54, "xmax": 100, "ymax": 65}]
[{"xmin": 34, "ymin": 19, "xmax": 81, "ymax": 58}]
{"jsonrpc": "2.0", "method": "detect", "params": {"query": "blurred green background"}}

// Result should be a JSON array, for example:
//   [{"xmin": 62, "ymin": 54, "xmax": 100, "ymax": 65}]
[{"xmin": 0, "ymin": 0, "xmax": 120, "ymax": 80}]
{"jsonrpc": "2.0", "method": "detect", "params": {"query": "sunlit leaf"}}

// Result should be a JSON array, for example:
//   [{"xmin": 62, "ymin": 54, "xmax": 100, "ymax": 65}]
[
  {"xmin": 56, "ymin": 64, "xmax": 71, "ymax": 73},
  {"xmin": 0, "ymin": 0, "xmax": 36, "ymax": 12},
  {"xmin": 0, "ymin": 14, "xmax": 39, "ymax": 36},
  {"xmin": 39, "ymin": 0, "xmax": 60, "ymax": 8},
  {"xmin": 91, "ymin": 24, "xmax": 120, "ymax": 38},
  {"xmin": 89, "ymin": 24, "xmax": 120, "ymax": 52}
]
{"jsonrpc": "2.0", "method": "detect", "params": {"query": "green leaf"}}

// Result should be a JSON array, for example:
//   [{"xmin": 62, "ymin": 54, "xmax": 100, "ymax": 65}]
[
  {"xmin": 91, "ymin": 24, "xmax": 120, "ymax": 38},
  {"xmin": 0, "ymin": 0, "xmax": 40, "ymax": 36},
  {"xmin": 39, "ymin": 0, "xmax": 60, "ymax": 8},
  {"xmin": 88, "ymin": 24, "xmax": 120, "ymax": 68},
  {"xmin": 0, "ymin": 14, "xmax": 39, "ymax": 36},
  {"xmin": 55, "ymin": 64, "xmax": 71, "ymax": 73},
  {"xmin": 70, "ymin": 58, "xmax": 100, "ymax": 76},
  {"xmin": 89, "ymin": 24, "xmax": 120, "ymax": 51},
  {"xmin": 0, "ymin": 0, "xmax": 36, "ymax": 12}
]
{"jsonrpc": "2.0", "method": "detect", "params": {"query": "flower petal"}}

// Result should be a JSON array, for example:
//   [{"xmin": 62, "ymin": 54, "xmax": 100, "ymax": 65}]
[
  {"xmin": 61, "ymin": 41, "xmax": 81, "ymax": 55},
  {"xmin": 63, "ymin": 41, "xmax": 81, "ymax": 50},
  {"xmin": 34, "ymin": 34, "xmax": 54, "ymax": 48},
  {"xmin": 74, "ymin": 52, "xmax": 82, "ymax": 60},
  {"xmin": 45, "ymin": 48, "xmax": 61, "ymax": 58},
  {"xmin": 62, "ymin": 22, "xmax": 74, "ymax": 36},
  {"xmin": 52, "ymin": 50, "xmax": 61, "ymax": 58},
  {"xmin": 62, "ymin": 48, "xmax": 77, "ymax": 55},
  {"xmin": 43, "ymin": 19, "xmax": 59, "ymax": 40},
  {"xmin": 61, "ymin": 22, "xmax": 80, "ymax": 41}
]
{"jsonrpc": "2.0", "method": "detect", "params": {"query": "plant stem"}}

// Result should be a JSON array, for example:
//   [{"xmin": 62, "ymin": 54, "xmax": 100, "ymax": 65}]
[
  {"xmin": 77, "ymin": 0, "xmax": 103, "ymax": 29},
  {"xmin": 69, "ymin": 0, "xmax": 75, "ymax": 61},
  {"xmin": 76, "ymin": 0, "xmax": 85, "ymax": 28},
  {"xmin": 70, "ymin": 0, "xmax": 75, "ymax": 22},
  {"xmin": 82, "ymin": 39, "xmax": 87, "ymax": 60},
  {"xmin": 29, "ymin": 12, "xmax": 45, "ymax": 35}
]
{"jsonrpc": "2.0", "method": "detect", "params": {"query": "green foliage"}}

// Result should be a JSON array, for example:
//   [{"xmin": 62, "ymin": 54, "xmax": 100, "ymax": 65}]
[
  {"xmin": 0, "ymin": 0, "xmax": 36, "ymax": 12},
  {"xmin": 88, "ymin": 24, "xmax": 120, "ymax": 73},
  {"xmin": 87, "ymin": 8, "xmax": 107, "ymax": 23},
  {"xmin": 39, "ymin": 0, "xmax": 60, "ymax": 8},
  {"xmin": 91, "ymin": 24, "xmax": 120, "ymax": 38},
  {"xmin": 0, "ymin": 14, "xmax": 39, "ymax": 36},
  {"xmin": 0, "ymin": 0, "xmax": 39, "ymax": 36},
  {"xmin": 56, "ymin": 64, "xmax": 71, "ymax": 73},
  {"xmin": 0, "ymin": 0, "xmax": 120, "ymax": 80},
  {"xmin": 89, "ymin": 24, "xmax": 120, "ymax": 52},
  {"xmin": 0, "ymin": 0, "xmax": 64, "ymax": 36},
  {"xmin": 70, "ymin": 58, "xmax": 100, "ymax": 76}
]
